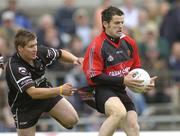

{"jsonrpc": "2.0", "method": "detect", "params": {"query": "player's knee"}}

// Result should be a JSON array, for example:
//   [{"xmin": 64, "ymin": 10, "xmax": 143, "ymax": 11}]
[
  {"xmin": 113, "ymin": 108, "xmax": 126, "ymax": 121},
  {"xmin": 106, "ymin": 106, "xmax": 127, "ymax": 122},
  {"xmin": 66, "ymin": 126, "xmax": 73, "ymax": 130},
  {"xmin": 127, "ymin": 121, "xmax": 140, "ymax": 133},
  {"xmin": 72, "ymin": 115, "xmax": 79, "ymax": 125},
  {"xmin": 105, "ymin": 97, "xmax": 127, "ymax": 120},
  {"xmin": 65, "ymin": 115, "xmax": 79, "ymax": 129}
]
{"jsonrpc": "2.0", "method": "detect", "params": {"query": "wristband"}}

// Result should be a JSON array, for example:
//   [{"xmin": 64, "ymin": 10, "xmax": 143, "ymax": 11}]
[{"xmin": 60, "ymin": 86, "xmax": 63, "ymax": 95}]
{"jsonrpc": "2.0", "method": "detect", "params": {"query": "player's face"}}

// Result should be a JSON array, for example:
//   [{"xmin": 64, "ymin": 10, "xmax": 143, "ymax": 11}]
[
  {"xmin": 18, "ymin": 39, "xmax": 38, "ymax": 62},
  {"xmin": 104, "ymin": 15, "xmax": 124, "ymax": 38}
]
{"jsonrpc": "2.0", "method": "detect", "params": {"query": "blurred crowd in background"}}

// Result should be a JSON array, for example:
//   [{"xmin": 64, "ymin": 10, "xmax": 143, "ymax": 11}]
[{"xmin": 0, "ymin": 0, "xmax": 180, "ymax": 132}]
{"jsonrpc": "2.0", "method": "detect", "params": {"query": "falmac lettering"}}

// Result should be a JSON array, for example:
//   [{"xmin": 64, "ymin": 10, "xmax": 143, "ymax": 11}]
[{"xmin": 108, "ymin": 67, "xmax": 130, "ymax": 76}]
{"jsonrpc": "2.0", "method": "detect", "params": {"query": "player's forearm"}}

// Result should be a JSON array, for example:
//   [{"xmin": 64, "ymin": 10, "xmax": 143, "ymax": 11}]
[
  {"xmin": 60, "ymin": 49, "xmax": 78, "ymax": 63},
  {"xmin": 26, "ymin": 86, "xmax": 60, "ymax": 99}
]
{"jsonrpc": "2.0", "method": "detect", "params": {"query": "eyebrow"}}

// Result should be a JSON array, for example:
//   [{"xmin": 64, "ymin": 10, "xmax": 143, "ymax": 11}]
[{"xmin": 28, "ymin": 43, "xmax": 37, "ymax": 46}]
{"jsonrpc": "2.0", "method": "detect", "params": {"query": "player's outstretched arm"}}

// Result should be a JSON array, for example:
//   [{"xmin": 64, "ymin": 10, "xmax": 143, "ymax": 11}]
[
  {"xmin": 60, "ymin": 49, "xmax": 83, "ymax": 65},
  {"xmin": 26, "ymin": 83, "xmax": 74, "ymax": 99}
]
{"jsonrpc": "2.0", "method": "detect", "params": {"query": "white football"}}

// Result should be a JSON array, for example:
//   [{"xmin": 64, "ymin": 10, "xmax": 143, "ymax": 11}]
[{"xmin": 128, "ymin": 68, "xmax": 150, "ymax": 93}]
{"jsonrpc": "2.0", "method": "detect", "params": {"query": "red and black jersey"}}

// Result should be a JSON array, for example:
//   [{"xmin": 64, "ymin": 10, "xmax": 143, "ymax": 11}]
[{"xmin": 83, "ymin": 32, "xmax": 141, "ymax": 85}]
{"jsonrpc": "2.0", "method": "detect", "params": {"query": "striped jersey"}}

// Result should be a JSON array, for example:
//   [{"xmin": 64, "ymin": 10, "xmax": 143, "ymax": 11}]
[{"xmin": 5, "ymin": 46, "xmax": 61, "ymax": 111}]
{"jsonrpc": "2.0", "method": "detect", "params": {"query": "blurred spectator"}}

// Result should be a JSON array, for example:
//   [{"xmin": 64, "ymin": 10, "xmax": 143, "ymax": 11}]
[
  {"xmin": 0, "ymin": 10, "xmax": 19, "ymax": 55},
  {"xmin": 120, "ymin": 0, "xmax": 139, "ymax": 29},
  {"xmin": 133, "ymin": 8, "xmax": 149, "ymax": 42},
  {"xmin": 36, "ymin": 14, "xmax": 65, "ymax": 48},
  {"xmin": 0, "ymin": 80, "xmax": 15, "ymax": 132},
  {"xmin": 169, "ymin": 41, "xmax": 180, "ymax": 112},
  {"xmin": 0, "ymin": 0, "xmax": 32, "ymax": 29},
  {"xmin": 93, "ymin": 0, "xmax": 111, "ymax": 32},
  {"xmin": 0, "ymin": 36, "xmax": 11, "ymax": 62},
  {"xmin": 158, "ymin": 0, "xmax": 170, "ymax": 20},
  {"xmin": 65, "ymin": 35, "xmax": 85, "ymax": 81},
  {"xmin": 169, "ymin": 41, "xmax": 180, "ymax": 85},
  {"xmin": 68, "ymin": 35, "xmax": 85, "ymax": 57},
  {"xmin": 74, "ymin": 8, "xmax": 92, "ymax": 49},
  {"xmin": 144, "ymin": 0, "xmax": 159, "ymax": 22},
  {"xmin": 138, "ymin": 22, "xmax": 170, "ymax": 60},
  {"xmin": 138, "ymin": 22, "xmax": 170, "ymax": 103},
  {"xmin": 36, "ymin": 14, "xmax": 53, "ymax": 45},
  {"xmin": 43, "ymin": 27, "xmax": 64, "ymax": 49},
  {"xmin": 55, "ymin": 0, "xmax": 77, "ymax": 36},
  {"xmin": 160, "ymin": 0, "xmax": 180, "ymax": 46},
  {"xmin": 65, "ymin": 35, "xmax": 87, "ymax": 116}
]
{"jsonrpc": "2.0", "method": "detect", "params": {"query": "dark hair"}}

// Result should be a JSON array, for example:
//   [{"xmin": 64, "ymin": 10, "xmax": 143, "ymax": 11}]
[
  {"xmin": 14, "ymin": 29, "xmax": 36, "ymax": 50},
  {"xmin": 101, "ymin": 6, "xmax": 124, "ymax": 29}
]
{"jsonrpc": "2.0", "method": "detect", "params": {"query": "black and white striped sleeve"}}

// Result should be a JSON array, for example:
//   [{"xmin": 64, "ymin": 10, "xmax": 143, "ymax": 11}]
[{"xmin": 39, "ymin": 46, "xmax": 62, "ymax": 66}]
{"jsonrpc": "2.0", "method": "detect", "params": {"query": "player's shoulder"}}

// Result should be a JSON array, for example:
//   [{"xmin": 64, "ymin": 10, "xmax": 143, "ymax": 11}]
[
  {"xmin": 37, "ymin": 45, "xmax": 49, "ymax": 57},
  {"xmin": 6, "ymin": 55, "xmax": 28, "ymax": 75},
  {"xmin": 9, "ymin": 53, "xmax": 22, "ymax": 65},
  {"xmin": 89, "ymin": 32, "xmax": 106, "ymax": 49},
  {"xmin": 120, "ymin": 33, "xmax": 136, "ymax": 45},
  {"xmin": 120, "ymin": 33, "xmax": 135, "ymax": 43}
]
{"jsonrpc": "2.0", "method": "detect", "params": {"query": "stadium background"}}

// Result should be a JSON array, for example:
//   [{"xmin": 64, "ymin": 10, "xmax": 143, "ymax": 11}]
[{"xmin": 0, "ymin": 0, "xmax": 180, "ymax": 135}]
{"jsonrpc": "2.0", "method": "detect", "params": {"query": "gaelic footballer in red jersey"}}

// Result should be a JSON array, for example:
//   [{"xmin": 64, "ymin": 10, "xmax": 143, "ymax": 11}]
[
  {"xmin": 82, "ymin": 6, "xmax": 157, "ymax": 136},
  {"xmin": 83, "ymin": 32, "xmax": 141, "ymax": 86}
]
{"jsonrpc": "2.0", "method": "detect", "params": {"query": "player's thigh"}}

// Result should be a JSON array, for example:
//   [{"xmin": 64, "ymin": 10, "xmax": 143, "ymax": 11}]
[
  {"xmin": 104, "ymin": 96, "xmax": 127, "ymax": 117},
  {"xmin": 95, "ymin": 86, "xmax": 126, "ymax": 115},
  {"xmin": 17, "ymin": 125, "xmax": 36, "ymax": 136},
  {"xmin": 48, "ymin": 98, "xmax": 79, "ymax": 124}
]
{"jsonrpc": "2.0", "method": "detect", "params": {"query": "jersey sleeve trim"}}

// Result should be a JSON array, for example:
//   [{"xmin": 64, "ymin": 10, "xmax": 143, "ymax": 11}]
[
  {"xmin": 46, "ymin": 48, "xmax": 58, "ymax": 66},
  {"xmin": 88, "ymin": 44, "xmax": 103, "ymax": 78}
]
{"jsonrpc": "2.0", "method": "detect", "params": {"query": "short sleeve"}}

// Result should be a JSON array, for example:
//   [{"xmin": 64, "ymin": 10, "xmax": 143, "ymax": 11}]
[
  {"xmin": 38, "ymin": 46, "xmax": 61, "ymax": 66},
  {"xmin": 11, "ymin": 65, "xmax": 35, "ymax": 93}
]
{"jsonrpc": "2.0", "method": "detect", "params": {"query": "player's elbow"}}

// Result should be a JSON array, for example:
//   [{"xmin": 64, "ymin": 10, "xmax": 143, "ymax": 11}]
[
  {"xmin": 27, "ymin": 92, "xmax": 40, "ymax": 99},
  {"xmin": 29, "ymin": 93, "xmax": 41, "ymax": 99},
  {"xmin": 26, "ymin": 87, "xmax": 42, "ymax": 99}
]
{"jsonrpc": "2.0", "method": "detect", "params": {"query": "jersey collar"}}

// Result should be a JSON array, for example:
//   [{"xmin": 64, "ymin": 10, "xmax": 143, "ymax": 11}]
[{"xmin": 102, "ymin": 32, "xmax": 120, "ymax": 48}]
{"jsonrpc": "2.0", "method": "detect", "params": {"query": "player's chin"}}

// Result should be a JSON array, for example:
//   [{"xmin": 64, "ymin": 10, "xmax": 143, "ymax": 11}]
[
  {"xmin": 31, "ymin": 55, "xmax": 37, "ymax": 59},
  {"xmin": 115, "ymin": 32, "xmax": 122, "ymax": 37}
]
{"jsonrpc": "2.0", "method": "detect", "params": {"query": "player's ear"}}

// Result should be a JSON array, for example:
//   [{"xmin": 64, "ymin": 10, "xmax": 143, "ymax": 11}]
[
  {"xmin": 103, "ymin": 21, "xmax": 108, "ymax": 29},
  {"xmin": 17, "ymin": 45, "xmax": 23, "ymax": 52}
]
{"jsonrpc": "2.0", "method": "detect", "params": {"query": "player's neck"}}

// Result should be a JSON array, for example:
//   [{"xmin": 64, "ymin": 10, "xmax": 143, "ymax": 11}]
[
  {"xmin": 18, "ymin": 53, "xmax": 34, "ymax": 66},
  {"xmin": 105, "ymin": 33, "xmax": 120, "ymax": 44}
]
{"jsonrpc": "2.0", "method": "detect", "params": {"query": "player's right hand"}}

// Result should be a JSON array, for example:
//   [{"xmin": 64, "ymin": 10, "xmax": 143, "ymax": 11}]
[
  {"xmin": 123, "ymin": 73, "xmax": 144, "ymax": 91},
  {"xmin": 61, "ymin": 83, "xmax": 74, "ymax": 96}
]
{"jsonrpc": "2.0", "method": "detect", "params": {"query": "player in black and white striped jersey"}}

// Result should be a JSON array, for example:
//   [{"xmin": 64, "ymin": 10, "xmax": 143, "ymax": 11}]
[{"xmin": 5, "ymin": 29, "xmax": 83, "ymax": 136}]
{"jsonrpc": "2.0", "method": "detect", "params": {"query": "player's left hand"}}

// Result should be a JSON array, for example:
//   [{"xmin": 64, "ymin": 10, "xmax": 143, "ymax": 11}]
[
  {"xmin": 144, "ymin": 76, "xmax": 158, "ymax": 92},
  {"xmin": 73, "ymin": 57, "xmax": 84, "ymax": 65}
]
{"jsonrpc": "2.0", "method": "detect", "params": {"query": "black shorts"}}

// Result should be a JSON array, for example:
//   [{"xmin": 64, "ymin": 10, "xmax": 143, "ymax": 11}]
[
  {"xmin": 11, "ymin": 95, "xmax": 63, "ymax": 129},
  {"xmin": 94, "ymin": 85, "xmax": 136, "ymax": 114}
]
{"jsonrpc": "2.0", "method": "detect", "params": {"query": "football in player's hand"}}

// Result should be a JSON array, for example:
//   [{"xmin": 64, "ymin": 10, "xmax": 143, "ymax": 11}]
[{"xmin": 129, "ymin": 68, "xmax": 150, "ymax": 93}]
